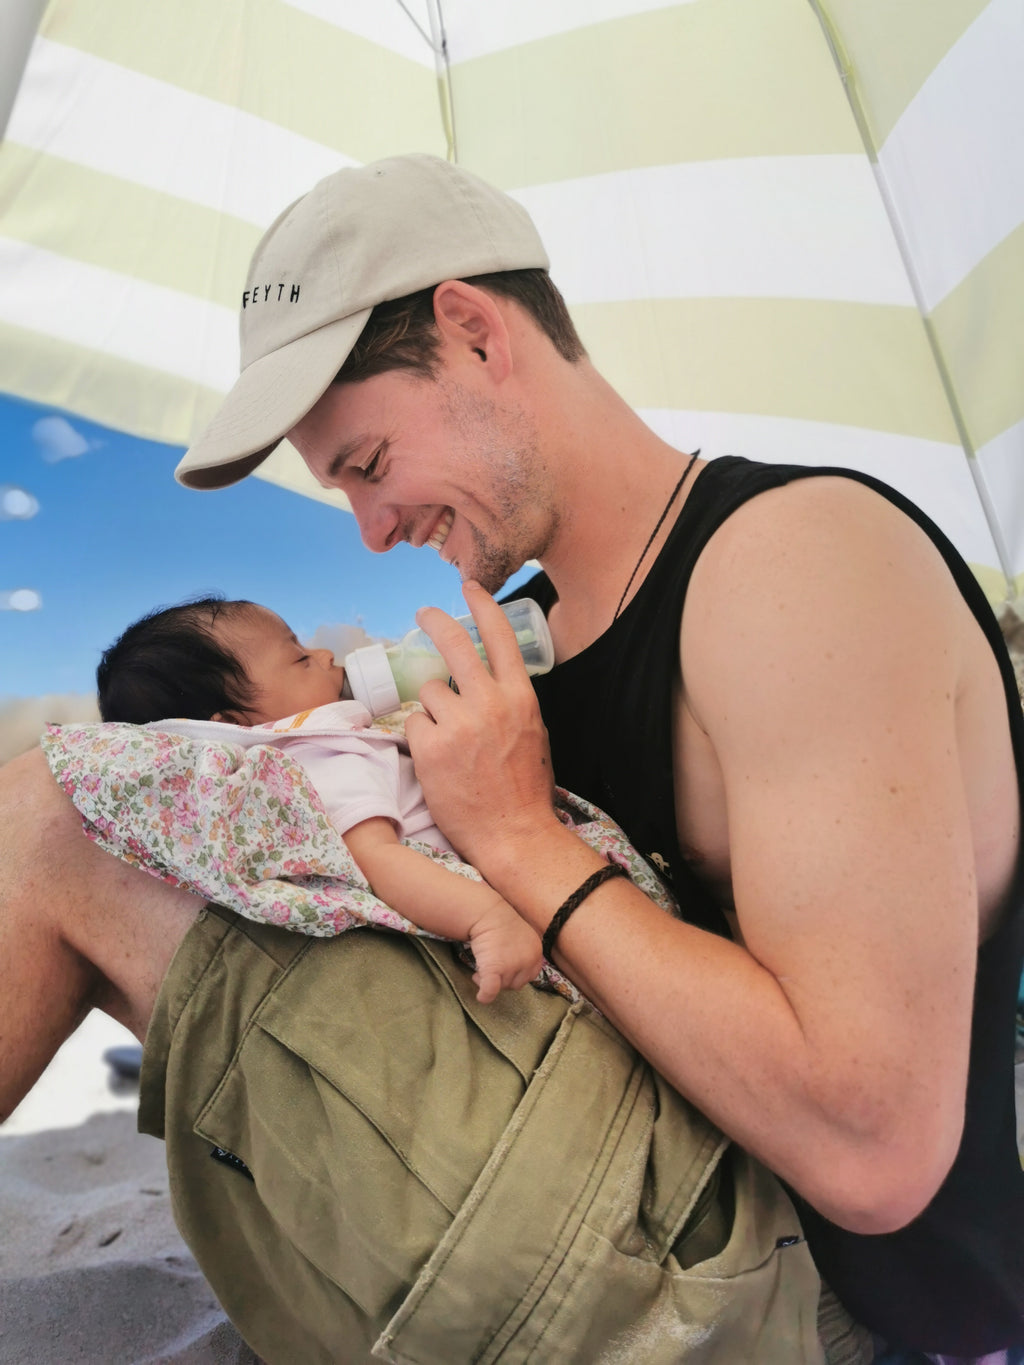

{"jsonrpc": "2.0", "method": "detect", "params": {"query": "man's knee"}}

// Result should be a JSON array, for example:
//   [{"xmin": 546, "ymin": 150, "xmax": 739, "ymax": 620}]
[
  {"xmin": 0, "ymin": 744, "xmax": 202, "ymax": 1040},
  {"xmin": 0, "ymin": 747, "xmax": 98, "ymax": 889},
  {"xmin": 0, "ymin": 746, "xmax": 180, "ymax": 924},
  {"xmin": 2, "ymin": 745, "xmax": 76, "ymax": 823}
]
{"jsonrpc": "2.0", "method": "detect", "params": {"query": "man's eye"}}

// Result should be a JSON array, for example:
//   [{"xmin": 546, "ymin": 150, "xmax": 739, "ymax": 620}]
[{"xmin": 362, "ymin": 447, "xmax": 383, "ymax": 480}]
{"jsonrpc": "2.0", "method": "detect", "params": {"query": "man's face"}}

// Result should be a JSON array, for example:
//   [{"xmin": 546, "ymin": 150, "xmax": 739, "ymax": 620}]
[{"xmin": 288, "ymin": 366, "xmax": 558, "ymax": 593}]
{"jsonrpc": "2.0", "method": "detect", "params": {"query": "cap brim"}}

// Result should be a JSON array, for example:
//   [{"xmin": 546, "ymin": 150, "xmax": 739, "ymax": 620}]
[{"xmin": 175, "ymin": 306, "xmax": 372, "ymax": 490}]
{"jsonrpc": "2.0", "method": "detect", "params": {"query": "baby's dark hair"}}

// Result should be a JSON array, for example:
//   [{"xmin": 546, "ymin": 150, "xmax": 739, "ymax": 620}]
[{"xmin": 97, "ymin": 596, "xmax": 257, "ymax": 724}]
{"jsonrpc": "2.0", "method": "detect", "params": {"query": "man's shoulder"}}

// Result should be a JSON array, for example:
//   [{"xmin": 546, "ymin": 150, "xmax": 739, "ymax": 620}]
[
  {"xmin": 690, "ymin": 466, "xmax": 936, "ymax": 594},
  {"xmin": 683, "ymin": 469, "xmax": 965, "ymax": 710}
]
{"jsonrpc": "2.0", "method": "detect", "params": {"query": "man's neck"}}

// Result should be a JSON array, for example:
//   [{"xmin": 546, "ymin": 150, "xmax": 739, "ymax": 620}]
[{"xmin": 535, "ymin": 397, "xmax": 702, "ymax": 658}]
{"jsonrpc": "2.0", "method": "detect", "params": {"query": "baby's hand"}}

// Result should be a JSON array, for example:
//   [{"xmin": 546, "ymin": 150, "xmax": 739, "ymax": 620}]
[{"xmin": 468, "ymin": 898, "xmax": 543, "ymax": 1004}]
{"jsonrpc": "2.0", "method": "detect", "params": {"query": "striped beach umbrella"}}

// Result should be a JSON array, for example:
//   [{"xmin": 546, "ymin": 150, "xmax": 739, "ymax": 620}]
[{"xmin": 1, "ymin": 0, "xmax": 1021, "ymax": 598}]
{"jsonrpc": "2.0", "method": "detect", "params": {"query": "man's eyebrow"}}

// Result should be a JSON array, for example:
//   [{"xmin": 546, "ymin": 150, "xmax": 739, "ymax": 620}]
[{"xmin": 324, "ymin": 435, "xmax": 368, "ymax": 483}]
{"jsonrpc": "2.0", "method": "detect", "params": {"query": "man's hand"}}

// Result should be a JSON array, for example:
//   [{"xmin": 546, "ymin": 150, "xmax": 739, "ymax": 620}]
[{"xmin": 405, "ymin": 582, "xmax": 559, "ymax": 873}]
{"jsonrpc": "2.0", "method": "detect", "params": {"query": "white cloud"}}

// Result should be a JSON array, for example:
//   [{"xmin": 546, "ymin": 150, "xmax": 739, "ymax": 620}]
[
  {"xmin": 31, "ymin": 415, "xmax": 102, "ymax": 463},
  {"xmin": 0, "ymin": 485, "xmax": 40, "ymax": 520},
  {"xmin": 0, "ymin": 588, "xmax": 42, "ymax": 611}
]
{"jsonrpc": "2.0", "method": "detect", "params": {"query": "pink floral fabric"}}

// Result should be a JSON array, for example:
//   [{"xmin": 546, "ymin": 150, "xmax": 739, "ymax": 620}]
[{"xmin": 42, "ymin": 722, "xmax": 677, "ymax": 993}]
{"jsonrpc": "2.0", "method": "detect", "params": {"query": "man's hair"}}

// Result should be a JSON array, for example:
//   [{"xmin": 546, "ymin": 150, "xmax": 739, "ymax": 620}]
[
  {"xmin": 337, "ymin": 268, "xmax": 585, "ymax": 385},
  {"xmin": 97, "ymin": 597, "xmax": 257, "ymax": 724}
]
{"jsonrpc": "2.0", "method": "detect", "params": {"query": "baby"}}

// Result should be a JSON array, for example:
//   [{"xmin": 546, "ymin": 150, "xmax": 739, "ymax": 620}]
[{"xmin": 97, "ymin": 596, "xmax": 543, "ymax": 1003}]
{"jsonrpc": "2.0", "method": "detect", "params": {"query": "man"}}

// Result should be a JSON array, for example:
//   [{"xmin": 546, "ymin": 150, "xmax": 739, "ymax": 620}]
[{"xmin": 4, "ymin": 153, "xmax": 1022, "ymax": 1358}]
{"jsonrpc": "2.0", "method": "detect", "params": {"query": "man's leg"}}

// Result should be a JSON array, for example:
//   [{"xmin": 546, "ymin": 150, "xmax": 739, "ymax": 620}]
[{"xmin": 0, "ymin": 748, "xmax": 201, "ymax": 1122}]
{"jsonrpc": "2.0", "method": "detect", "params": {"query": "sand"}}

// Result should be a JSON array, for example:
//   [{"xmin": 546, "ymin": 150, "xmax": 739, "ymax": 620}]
[
  {"xmin": 3, "ymin": 1020, "xmax": 1022, "ymax": 1365},
  {"xmin": 0, "ymin": 1013, "xmax": 261, "ymax": 1365}
]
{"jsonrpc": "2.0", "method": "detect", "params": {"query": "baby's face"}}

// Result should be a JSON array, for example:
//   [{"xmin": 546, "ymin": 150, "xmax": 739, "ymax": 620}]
[{"xmin": 213, "ymin": 606, "xmax": 347, "ymax": 725}]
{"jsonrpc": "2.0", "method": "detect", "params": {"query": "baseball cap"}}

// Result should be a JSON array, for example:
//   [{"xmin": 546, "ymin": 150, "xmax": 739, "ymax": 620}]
[{"xmin": 175, "ymin": 154, "xmax": 549, "ymax": 490}]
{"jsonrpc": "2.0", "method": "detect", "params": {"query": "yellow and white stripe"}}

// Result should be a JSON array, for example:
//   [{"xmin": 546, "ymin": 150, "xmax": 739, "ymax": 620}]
[
  {"xmin": 0, "ymin": 0, "xmax": 444, "ymax": 510},
  {"xmin": 814, "ymin": 0, "xmax": 1024, "ymax": 589},
  {"xmin": 0, "ymin": 0, "xmax": 1020, "ymax": 591}
]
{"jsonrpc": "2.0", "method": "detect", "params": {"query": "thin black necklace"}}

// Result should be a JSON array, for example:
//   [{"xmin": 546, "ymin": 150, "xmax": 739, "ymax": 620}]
[{"xmin": 612, "ymin": 450, "xmax": 700, "ymax": 622}]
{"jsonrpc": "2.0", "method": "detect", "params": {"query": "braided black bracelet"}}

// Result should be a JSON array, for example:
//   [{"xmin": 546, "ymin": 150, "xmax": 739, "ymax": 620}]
[{"xmin": 541, "ymin": 862, "xmax": 629, "ymax": 959}]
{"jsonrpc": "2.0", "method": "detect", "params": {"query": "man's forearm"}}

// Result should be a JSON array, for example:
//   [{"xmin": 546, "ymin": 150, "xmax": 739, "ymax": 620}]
[{"xmin": 469, "ymin": 815, "xmax": 963, "ymax": 1236}]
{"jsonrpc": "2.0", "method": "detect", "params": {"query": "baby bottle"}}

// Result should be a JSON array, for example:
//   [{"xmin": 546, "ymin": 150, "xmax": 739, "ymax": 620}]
[{"xmin": 343, "ymin": 598, "xmax": 554, "ymax": 718}]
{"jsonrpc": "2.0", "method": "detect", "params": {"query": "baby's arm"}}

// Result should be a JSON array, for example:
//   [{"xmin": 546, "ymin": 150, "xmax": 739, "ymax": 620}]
[{"xmin": 343, "ymin": 817, "xmax": 543, "ymax": 1003}]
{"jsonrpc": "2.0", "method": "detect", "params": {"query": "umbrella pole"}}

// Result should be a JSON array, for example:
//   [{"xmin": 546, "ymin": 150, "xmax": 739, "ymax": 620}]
[{"xmin": 424, "ymin": 0, "xmax": 458, "ymax": 163}]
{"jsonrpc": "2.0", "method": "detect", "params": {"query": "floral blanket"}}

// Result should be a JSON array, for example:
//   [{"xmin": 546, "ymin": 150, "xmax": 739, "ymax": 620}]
[{"xmin": 42, "ymin": 722, "xmax": 677, "ymax": 997}]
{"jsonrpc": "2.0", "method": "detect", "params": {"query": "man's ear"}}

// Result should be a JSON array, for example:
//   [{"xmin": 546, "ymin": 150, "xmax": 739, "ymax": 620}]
[{"xmin": 431, "ymin": 280, "xmax": 513, "ymax": 382}]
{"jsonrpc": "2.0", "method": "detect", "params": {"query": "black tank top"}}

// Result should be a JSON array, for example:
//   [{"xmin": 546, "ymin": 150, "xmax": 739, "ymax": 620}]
[{"xmin": 514, "ymin": 455, "xmax": 1024, "ymax": 1352}]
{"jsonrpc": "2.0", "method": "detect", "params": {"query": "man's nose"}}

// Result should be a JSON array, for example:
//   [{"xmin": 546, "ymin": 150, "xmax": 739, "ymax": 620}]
[{"xmin": 347, "ymin": 487, "xmax": 401, "ymax": 554}]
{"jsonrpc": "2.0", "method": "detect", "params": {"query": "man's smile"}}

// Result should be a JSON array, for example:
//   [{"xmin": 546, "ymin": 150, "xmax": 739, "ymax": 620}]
[{"xmin": 427, "ymin": 507, "xmax": 454, "ymax": 555}]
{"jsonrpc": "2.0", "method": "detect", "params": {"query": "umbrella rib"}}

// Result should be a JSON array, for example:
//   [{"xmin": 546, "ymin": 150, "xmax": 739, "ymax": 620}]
[{"xmin": 393, "ymin": 0, "xmax": 438, "ymax": 53}]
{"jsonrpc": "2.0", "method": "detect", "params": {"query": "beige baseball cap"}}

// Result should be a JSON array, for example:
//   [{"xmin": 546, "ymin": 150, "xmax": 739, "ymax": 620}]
[{"xmin": 175, "ymin": 154, "xmax": 549, "ymax": 491}]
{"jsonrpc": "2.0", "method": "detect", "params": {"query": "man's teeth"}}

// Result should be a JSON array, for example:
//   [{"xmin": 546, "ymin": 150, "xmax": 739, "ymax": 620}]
[{"xmin": 427, "ymin": 509, "xmax": 454, "ymax": 552}]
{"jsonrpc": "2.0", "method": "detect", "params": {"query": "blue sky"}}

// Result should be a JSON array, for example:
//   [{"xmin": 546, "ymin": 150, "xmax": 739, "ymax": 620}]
[{"xmin": 0, "ymin": 391, "xmax": 534, "ymax": 699}]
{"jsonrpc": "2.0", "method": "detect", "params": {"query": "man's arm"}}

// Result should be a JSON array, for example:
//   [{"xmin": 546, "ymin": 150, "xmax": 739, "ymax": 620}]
[
  {"xmin": 342, "ymin": 817, "xmax": 542, "ymax": 1003},
  {"xmin": 406, "ymin": 482, "xmax": 985, "ymax": 1233}
]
